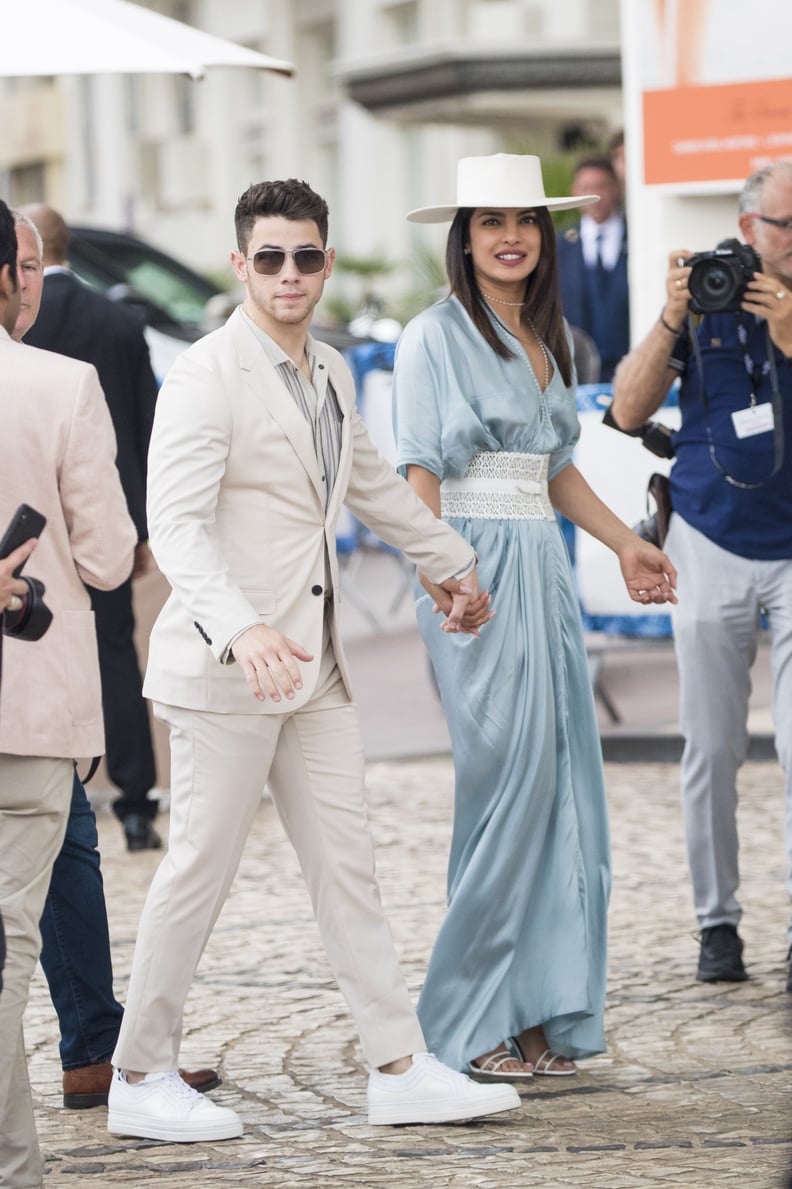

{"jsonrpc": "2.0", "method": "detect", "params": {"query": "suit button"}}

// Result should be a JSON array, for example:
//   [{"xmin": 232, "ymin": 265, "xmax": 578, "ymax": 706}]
[{"xmin": 311, "ymin": 584, "xmax": 323, "ymax": 596}]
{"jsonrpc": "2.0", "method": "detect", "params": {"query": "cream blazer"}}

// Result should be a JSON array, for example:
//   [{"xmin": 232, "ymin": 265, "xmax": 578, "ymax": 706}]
[
  {"xmin": 0, "ymin": 329, "xmax": 137, "ymax": 757},
  {"xmin": 144, "ymin": 307, "xmax": 474, "ymax": 715}
]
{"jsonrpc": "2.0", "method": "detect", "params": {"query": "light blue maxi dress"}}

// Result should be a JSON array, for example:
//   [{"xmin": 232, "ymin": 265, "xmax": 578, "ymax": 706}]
[{"xmin": 392, "ymin": 296, "xmax": 611, "ymax": 1071}]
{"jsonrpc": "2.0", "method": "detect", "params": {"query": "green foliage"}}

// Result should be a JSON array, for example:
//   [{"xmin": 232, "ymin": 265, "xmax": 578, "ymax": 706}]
[
  {"xmin": 324, "ymin": 252, "xmax": 397, "ymax": 323},
  {"xmin": 394, "ymin": 239, "xmax": 449, "ymax": 322},
  {"xmin": 333, "ymin": 253, "xmax": 394, "ymax": 279}
]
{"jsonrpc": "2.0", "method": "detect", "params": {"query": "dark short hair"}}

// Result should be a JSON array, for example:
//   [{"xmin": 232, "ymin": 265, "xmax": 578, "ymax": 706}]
[
  {"xmin": 234, "ymin": 179, "xmax": 329, "ymax": 253},
  {"xmin": 0, "ymin": 198, "xmax": 18, "ymax": 283},
  {"xmin": 573, "ymin": 155, "xmax": 618, "ymax": 183}
]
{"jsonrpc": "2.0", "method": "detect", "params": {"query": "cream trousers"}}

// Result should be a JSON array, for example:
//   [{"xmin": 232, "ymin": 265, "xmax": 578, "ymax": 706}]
[{"xmin": 113, "ymin": 629, "xmax": 424, "ymax": 1073}]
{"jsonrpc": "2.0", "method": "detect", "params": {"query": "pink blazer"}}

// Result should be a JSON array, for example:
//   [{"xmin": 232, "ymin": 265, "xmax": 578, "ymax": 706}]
[{"xmin": 0, "ymin": 329, "xmax": 137, "ymax": 758}]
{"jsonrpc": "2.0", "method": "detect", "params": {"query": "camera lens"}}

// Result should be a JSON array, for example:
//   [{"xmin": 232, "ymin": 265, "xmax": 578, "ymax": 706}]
[
  {"xmin": 688, "ymin": 257, "xmax": 742, "ymax": 313},
  {"xmin": 701, "ymin": 267, "xmax": 730, "ymax": 297}
]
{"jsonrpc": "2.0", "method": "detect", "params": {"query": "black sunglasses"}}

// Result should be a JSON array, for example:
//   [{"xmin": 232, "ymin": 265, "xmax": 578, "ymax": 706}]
[{"xmin": 247, "ymin": 247, "xmax": 329, "ymax": 276}]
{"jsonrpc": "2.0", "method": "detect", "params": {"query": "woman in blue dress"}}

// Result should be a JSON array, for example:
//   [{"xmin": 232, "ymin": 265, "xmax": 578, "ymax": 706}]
[{"xmin": 393, "ymin": 154, "xmax": 677, "ymax": 1081}]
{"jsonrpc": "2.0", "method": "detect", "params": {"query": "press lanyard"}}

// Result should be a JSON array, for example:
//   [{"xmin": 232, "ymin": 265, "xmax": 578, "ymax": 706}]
[{"xmin": 689, "ymin": 314, "xmax": 785, "ymax": 489}]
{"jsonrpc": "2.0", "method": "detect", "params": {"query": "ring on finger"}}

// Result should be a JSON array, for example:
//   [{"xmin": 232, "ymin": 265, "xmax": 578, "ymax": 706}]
[
  {"xmin": 7, "ymin": 594, "xmax": 22, "ymax": 612},
  {"xmin": 777, "ymin": 290, "xmax": 786, "ymax": 300}
]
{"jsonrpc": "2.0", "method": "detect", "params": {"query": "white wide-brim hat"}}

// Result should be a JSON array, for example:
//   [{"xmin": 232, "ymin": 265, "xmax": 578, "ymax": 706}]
[{"xmin": 406, "ymin": 153, "xmax": 598, "ymax": 223}]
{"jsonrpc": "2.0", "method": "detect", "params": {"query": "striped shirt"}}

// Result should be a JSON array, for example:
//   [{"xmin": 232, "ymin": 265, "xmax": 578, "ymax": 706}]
[{"xmin": 241, "ymin": 310, "xmax": 342, "ymax": 510}]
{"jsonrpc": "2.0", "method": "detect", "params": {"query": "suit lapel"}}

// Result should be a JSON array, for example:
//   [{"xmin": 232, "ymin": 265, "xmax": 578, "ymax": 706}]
[{"xmin": 229, "ymin": 309, "xmax": 324, "ymax": 500}]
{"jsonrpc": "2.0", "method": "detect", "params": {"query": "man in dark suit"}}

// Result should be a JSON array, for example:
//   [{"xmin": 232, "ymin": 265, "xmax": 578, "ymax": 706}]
[
  {"xmin": 556, "ymin": 155, "xmax": 629, "ymax": 383},
  {"xmin": 22, "ymin": 204, "xmax": 160, "ymax": 851}
]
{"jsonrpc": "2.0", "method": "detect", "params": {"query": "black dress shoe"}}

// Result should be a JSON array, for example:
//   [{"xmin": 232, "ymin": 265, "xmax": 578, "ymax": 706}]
[
  {"xmin": 696, "ymin": 923, "xmax": 747, "ymax": 982},
  {"xmin": 123, "ymin": 813, "xmax": 162, "ymax": 852}
]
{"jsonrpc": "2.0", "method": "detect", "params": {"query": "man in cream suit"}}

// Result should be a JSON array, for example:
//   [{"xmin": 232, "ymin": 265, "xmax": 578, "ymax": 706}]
[
  {"xmin": 108, "ymin": 179, "xmax": 520, "ymax": 1143},
  {"xmin": 0, "ymin": 198, "xmax": 136, "ymax": 1188}
]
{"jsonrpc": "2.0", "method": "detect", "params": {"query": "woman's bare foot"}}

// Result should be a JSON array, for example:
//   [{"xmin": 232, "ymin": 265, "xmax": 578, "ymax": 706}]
[
  {"xmin": 468, "ymin": 1042, "xmax": 534, "ymax": 1081},
  {"xmin": 512, "ymin": 1026, "xmax": 577, "ymax": 1075}
]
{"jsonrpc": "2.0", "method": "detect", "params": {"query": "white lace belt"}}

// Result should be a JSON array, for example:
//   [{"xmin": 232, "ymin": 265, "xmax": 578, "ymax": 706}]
[{"xmin": 440, "ymin": 452, "xmax": 555, "ymax": 521}]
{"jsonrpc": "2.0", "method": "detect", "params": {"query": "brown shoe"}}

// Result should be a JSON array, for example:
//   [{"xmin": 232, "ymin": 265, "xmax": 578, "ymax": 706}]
[{"xmin": 62, "ymin": 1062, "xmax": 221, "ymax": 1108}]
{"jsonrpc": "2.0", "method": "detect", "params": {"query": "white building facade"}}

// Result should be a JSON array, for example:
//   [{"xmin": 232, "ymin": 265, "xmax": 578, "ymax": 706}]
[{"xmin": 0, "ymin": 0, "xmax": 623, "ymax": 312}]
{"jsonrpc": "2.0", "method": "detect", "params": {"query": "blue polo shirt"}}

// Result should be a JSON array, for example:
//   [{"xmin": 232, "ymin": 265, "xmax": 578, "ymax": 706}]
[{"xmin": 668, "ymin": 312, "xmax": 792, "ymax": 559}]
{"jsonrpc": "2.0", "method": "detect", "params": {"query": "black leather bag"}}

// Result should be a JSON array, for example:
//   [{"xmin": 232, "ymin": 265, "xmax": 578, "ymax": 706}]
[{"xmin": 633, "ymin": 473, "xmax": 672, "ymax": 548}]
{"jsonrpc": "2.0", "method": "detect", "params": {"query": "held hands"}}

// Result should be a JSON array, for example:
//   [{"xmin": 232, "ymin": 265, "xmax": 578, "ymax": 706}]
[
  {"xmin": 231, "ymin": 623, "xmax": 313, "ymax": 703},
  {"xmin": 618, "ymin": 538, "xmax": 678, "ymax": 606},
  {"xmin": 420, "ymin": 567, "xmax": 495, "ymax": 637}
]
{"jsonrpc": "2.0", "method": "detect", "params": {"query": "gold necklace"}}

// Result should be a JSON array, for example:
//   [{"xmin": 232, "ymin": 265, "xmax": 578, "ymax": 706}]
[{"xmin": 480, "ymin": 289, "xmax": 525, "ymax": 308}]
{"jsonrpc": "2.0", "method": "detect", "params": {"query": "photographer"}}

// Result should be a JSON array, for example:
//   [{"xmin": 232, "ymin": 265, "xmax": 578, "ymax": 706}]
[
  {"xmin": 0, "ymin": 197, "xmax": 136, "ymax": 1188},
  {"xmin": 611, "ymin": 160, "xmax": 792, "ymax": 987}
]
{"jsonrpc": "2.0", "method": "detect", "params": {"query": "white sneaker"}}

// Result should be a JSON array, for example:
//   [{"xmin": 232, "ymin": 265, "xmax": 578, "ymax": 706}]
[
  {"xmin": 107, "ymin": 1069, "xmax": 242, "ymax": 1142},
  {"xmin": 367, "ymin": 1052, "xmax": 521, "ymax": 1125}
]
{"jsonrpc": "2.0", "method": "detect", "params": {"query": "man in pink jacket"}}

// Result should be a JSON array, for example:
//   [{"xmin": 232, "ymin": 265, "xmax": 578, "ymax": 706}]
[{"xmin": 0, "ymin": 197, "xmax": 136, "ymax": 1189}]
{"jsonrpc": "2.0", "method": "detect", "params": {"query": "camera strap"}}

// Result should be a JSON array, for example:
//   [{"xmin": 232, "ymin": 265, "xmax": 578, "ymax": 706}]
[{"xmin": 690, "ymin": 315, "xmax": 784, "ymax": 489}]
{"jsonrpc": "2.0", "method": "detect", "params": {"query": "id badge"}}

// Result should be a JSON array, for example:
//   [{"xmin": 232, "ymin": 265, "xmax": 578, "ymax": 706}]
[{"xmin": 732, "ymin": 402, "xmax": 775, "ymax": 439}]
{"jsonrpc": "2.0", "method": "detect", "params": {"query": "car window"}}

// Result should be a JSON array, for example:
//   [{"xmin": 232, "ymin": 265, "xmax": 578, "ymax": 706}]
[{"xmin": 95, "ymin": 244, "xmax": 213, "ymax": 327}]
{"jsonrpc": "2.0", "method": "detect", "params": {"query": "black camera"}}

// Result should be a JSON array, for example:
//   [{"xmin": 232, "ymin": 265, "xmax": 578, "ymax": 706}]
[
  {"xmin": 1, "ymin": 504, "xmax": 53, "ymax": 644},
  {"xmin": 686, "ymin": 238, "xmax": 761, "ymax": 314},
  {"xmin": 602, "ymin": 403, "xmax": 675, "ymax": 460},
  {"xmin": 3, "ymin": 575, "xmax": 53, "ymax": 642}
]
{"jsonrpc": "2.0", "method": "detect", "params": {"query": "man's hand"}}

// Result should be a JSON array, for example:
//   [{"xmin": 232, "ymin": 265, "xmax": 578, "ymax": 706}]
[
  {"xmin": 231, "ymin": 624, "xmax": 313, "ymax": 703},
  {"xmin": 618, "ymin": 538, "xmax": 678, "ymax": 606},
  {"xmin": 420, "ymin": 566, "xmax": 495, "ymax": 636},
  {"xmin": 663, "ymin": 249, "xmax": 693, "ymax": 326},
  {"xmin": 0, "ymin": 538, "xmax": 36, "ymax": 613},
  {"xmin": 742, "ymin": 274, "xmax": 792, "ymax": 356}
]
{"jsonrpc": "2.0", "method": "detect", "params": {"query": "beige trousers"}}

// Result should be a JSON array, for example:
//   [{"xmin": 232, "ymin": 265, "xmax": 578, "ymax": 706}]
[
  {"xmin": 0, "ymin": 754, "xmax": 72, "ymax": 1189},
  {"xmin": 113, "ymin": 631, "xmax": 424, "ymax": 1073}
]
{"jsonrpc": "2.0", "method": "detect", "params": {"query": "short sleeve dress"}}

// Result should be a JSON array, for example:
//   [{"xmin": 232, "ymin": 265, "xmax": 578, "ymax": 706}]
[{"xmin": 393, "ymin": 295, "xmax": 611, "ymax": 1070}]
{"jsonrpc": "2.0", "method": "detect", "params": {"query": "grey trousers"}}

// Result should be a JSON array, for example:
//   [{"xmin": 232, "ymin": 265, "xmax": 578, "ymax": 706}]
[{"xmin": 665, "ymin": 515, "xmax": 792, "ymax": 938}]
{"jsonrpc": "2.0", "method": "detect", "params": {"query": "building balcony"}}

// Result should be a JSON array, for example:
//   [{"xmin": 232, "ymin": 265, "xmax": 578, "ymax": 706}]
[{"xmin": 336, "ymin": 43, "xmax": 622, "ymax": 125}]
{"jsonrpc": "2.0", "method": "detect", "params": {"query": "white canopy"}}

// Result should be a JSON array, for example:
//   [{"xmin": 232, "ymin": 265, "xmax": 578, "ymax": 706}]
[{"xmin": 1, "ymin": 0, "xmax": 294, "ymax": 80}]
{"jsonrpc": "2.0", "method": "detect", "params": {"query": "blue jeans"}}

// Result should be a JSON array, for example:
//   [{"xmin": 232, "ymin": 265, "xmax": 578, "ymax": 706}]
[{"xmin": 39, "ymin": 771, "xmax": 124, "ymax": 1069}]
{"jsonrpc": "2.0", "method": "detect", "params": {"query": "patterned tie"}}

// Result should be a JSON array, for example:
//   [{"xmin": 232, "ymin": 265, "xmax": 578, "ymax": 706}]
[{"xmin": 595, "ymin": 229, "xmax": 607, "ymax": 274}]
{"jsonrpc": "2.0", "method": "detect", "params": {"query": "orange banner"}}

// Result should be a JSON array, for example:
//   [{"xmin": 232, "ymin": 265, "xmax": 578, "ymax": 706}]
[{"xmin": 643, "ymin": 77, "xmax": 792, "ymax": 185}]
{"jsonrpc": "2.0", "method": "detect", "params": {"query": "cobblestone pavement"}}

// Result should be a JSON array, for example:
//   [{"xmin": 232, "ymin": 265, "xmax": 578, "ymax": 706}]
[{"xmin": 24, "ymin": 758, "xmax": 792, "ymax": 1188}]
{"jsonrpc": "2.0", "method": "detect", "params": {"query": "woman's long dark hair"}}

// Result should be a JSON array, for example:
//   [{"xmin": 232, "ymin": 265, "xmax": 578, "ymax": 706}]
[{"xmin": 445, "ymin": 206, "xmax": 573, "ymax": 387}]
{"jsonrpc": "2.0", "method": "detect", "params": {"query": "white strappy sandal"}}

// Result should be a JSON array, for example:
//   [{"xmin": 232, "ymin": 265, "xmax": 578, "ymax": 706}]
[{"xmin": 467, "ymin": 1045, "xmax": 534, "ymax": 1083}]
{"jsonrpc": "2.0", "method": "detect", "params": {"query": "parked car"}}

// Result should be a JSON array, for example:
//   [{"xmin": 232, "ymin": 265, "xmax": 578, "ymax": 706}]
[{"xmin": 67, "ymin": 225, "xmax": 224, "ymax": 379}]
